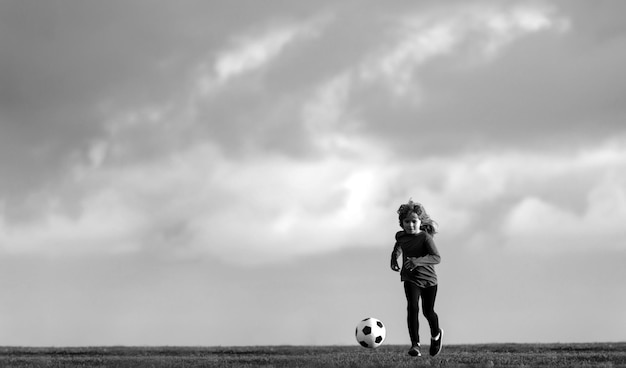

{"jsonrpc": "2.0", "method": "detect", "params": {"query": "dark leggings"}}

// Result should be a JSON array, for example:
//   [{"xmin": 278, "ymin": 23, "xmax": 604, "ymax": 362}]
[{"xmin": 404, "ymin": 282, "xmax": 439, "ymax": 344}]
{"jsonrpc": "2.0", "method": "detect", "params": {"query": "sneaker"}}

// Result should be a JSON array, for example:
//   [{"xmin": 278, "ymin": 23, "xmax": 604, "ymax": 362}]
[
  {"xmin": 408, "ymin": 344, "xmax": 421, "ymax": 357},
  {"xmin": 429, "ymin": 329, "xmax": 443, "ymax": 356}
]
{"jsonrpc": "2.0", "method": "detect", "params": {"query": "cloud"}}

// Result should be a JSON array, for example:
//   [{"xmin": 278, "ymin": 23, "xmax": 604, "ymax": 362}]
[
  {"xmin": 503, "ymin": 168, "xmax": 626, "ymax": 253},
  {"xmin": 215, "ymin": 27, "xmax": 305, "ymax": 83},
  {"xmin": 3, "ymin": 131, "xmax": 625, "ymax": 262},
  {"xmin": 293, "ymin": 1, "xmax": 591, "ymax": 159},
  {"xmin": 0, "ymin": 1, "xmax": 330, "ymax": 199},
  {"xmin": 479, "ymin": 4, "xmax": 569, "ymax": 57},
  {"xmin": 439, "ymin": 138, "xmax": 626, "ymax": 252},
  {"xmin": 301, "ymin": 73, "xmax": 364, "ymax": 153},
  {"xmin": 197, "ymin": 18, "xmax": 327, "ymax": 94},
  {"xmin": 1, "ymin": 1, "xmax": 626, "ymax": 264},
  {"xmin": 356, "ymin": 3, "xmax": 568, "ymax": 96},
  {"xmin": 0, "ymin": 189, "xmax": 145, "ymax": 255},
  {"xmin": 0, "ymin": 139, "xmax": 391, "ymax": 263},
  {"xmin": 183, "ymin": 1, "xmax": 581, "ymax": 160}
]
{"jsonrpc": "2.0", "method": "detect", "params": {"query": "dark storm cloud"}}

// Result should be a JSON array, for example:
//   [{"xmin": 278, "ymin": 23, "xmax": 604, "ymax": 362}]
[
  {"xmin": 344, "ymin": 2, "xmax": 626, "ymax": 157},
  {"xmin": 0, "ymin": 0, "xmax": 331, "ymax": 205},
  {"xmin": 0, "ymin": 1, "xmax": 191, "ymax": 199},
  {"xmin": 3, "ymin": 1, "xmax": 625, "ymax": 179}
]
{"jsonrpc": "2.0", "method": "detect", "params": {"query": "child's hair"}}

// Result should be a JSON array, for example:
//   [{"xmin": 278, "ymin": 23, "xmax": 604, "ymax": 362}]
[{"xmin": 397, "ymin": 198, "xmax": 438, "ymax": 235}]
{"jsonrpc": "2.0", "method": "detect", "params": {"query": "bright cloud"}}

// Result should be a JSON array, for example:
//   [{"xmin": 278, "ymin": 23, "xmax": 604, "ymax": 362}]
[
  {"xmin": 503, "ymin": 169, "xmax": 626, "ymax": 253},
  {"xmin": 357, "ymin": 3, "xmax": 568, "ymax": 96},
  {"xmin": 301, "ymin": 73, "xmax": 362, "ymax": 153},
  {"xmin": 2, "ymin": 134, "xmax": 625, "ymax": 262},
  {"xmin": 480, "ymin": 5, "xmax": 569, "ymax": 57},
  {"xmin": 0, "ymin": 140, "xmax": 392, "ymax": 263},
  {"xmin": 368, "ymin": 22, "xmax": 457, "ymax": 96},
  {"xmin": 196, "ymin": 18, "xmax": 326, "ymax": 95},
  {"xmin": 214, "ymin": 29, "xmax": 297, "ymax": 82}
]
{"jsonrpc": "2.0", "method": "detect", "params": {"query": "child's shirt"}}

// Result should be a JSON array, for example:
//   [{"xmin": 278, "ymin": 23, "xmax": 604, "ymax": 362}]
[{"xmin": 391, "ymin": 230, "xmax": 441, "ymax": 288}]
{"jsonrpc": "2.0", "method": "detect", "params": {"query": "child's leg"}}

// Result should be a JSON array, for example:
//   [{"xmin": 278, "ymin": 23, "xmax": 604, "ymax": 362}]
[
  {"xmin": 420, "ymin": 284, "xmax": 440, "ymax": 337},
  {"xmin": 403, "ymin": 282, "xmax": 421, "ymax": 345}
]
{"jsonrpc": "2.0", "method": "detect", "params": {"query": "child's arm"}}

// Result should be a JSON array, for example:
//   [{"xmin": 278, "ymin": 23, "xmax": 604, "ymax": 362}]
[
  {"xmin": 390, "ymin": 243, "xmax": 401, "ymax": 271},
  {"xmin": 406, "ymin": 236, "xmax": 440, "ymax": 266},
  {"xmin": 410, "ymin": 253, "xmax": 440, "ymax": 265}
]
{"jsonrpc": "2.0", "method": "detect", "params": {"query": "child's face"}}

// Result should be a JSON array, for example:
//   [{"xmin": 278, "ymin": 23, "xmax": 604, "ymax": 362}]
[{"xmin": 402, "ymin": 212, "xmax": 421, "ymax": 234}]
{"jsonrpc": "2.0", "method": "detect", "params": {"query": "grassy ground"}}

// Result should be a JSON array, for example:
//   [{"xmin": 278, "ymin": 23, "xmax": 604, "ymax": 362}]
[{"xmin": 1, "ymin": 343, "xmax": 625, "ymax": 368}]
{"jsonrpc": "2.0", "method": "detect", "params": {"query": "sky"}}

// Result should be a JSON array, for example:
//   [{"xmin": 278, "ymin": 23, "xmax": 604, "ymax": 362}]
[{"xmin": 1, "ymin": 0, "xmax": 625, "ymax": 347}]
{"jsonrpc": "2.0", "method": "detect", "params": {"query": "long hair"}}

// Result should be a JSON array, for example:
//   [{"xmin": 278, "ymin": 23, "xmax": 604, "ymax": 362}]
[{"xmin": 397, "ymin": 198, "xmax": 438, "ymax": 236}]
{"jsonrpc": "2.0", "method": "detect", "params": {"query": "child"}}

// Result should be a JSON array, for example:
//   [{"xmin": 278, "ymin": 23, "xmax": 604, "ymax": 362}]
[{"xmin": 390, "ymin": 199, "xmax": 443, "ymax": 357}]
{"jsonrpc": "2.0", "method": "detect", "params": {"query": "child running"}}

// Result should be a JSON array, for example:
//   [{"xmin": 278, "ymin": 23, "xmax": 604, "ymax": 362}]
[{"xmin": 390, "ymin": 199, "xmax": 443, "ymax": 357}]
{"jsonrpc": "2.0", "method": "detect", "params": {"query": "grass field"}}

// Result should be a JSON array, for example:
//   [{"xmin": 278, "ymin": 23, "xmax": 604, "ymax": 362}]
[{"xmin": 1, "ymin": 343, "xmax": 625, "ymax": 367}]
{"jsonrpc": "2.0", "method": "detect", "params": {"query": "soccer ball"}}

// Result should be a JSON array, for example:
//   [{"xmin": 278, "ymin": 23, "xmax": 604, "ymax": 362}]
[{"xmin": 355, "ymin": 317, "xmax": 386, "ymax": 348}]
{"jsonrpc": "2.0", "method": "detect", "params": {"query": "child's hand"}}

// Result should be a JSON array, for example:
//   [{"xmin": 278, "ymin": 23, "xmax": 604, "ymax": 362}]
[
  {"xmin": 390, "ymin": 261, "xmax": 401, "ymax": 272},
  {"xmin": 404, "ymin": 257, "xmax": 417, "ymax": 272}
]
